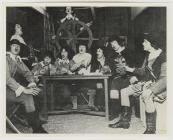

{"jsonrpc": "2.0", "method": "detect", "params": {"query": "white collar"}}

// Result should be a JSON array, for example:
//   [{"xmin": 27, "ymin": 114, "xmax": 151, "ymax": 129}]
[
  {"xmin": 6, "ymin": 52, "xmax": 22, "ymax": 62},
  {"xmin": 116, "ymin": 47, "xmax": 125, "ymax": 54},
  {"xmin": 97, "ymin": 56, "xmax": 105, "ymax": 63},
  {"xmin": 148, "ymin": 49, "xmax": 162, "ymax": 61},
  {"xmin": 40, "ymin": 61, "xmax": 52, "ymax": 68},
  {"xmin": 40, "ymin": 61, "xmax": 45, "ymax": 67},
  {"xmin": 62, "ymin": 58, "xmax": 69, "ymax": 63},
  {"xmin": 56, "ymin": 58, "xmax": 69, "ymax": 64}
]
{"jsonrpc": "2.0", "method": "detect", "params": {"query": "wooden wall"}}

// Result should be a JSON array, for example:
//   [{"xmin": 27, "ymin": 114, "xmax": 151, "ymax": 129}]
[
  {"xmin": 6, "ymin": 7, "xmax": 44, "ymax": 59},
  {"xmin": 133, "ymin": 7, "xmax": 166, "ymax": 66}
]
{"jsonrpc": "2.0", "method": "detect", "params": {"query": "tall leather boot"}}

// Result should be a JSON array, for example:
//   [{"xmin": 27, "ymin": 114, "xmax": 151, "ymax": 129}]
[
  {"xmin": 109, "ymin": 106, "xmax": 131, "ymax": 129},
  {"xmin": 143, "ymin": 111, "xmax": 156, "ymax": 134},
  {"xmin": 109, "ymin": 99, "xmax": 120, "ymax": 121},
  {"xmin": 33, "ymin": 94, "xmax": 48, "ymax": 124},
  {"xmin": 26, "ymin": 111, "xmax": 48, "ymax": 133},
  {"xmin": 95, "ymin": 89, "xmax": 105, "ymax": 111}
]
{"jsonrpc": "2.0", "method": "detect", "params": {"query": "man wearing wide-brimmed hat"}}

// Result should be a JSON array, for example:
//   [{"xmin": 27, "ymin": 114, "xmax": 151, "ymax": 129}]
[{"xmin": 6, "ymin": 39, "xmax": 48, "ymax": 133}]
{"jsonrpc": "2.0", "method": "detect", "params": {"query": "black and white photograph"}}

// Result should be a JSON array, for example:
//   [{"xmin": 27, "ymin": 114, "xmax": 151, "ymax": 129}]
[{"xmin": 2, "ymin": 2, "xmax": 169, "ymax": 136}]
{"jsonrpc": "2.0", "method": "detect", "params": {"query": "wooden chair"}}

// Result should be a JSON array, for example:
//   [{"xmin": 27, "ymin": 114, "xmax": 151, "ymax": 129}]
[{"xmin": 6, "ymin": 103, "xmax": 28, "ymax": 133}]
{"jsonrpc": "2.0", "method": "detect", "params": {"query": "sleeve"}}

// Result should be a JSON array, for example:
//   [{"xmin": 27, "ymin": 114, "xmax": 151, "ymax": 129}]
[
  {"xmin": 133, "ymin": 68, "xmax": 147, "ymax": 77},
  {"xmin": 101, "ymin": 65, "xmax": 111, "ymax": 74},
  {"xmin": 124, "ymin": 49, "xmax": 135, "ymax": 67},
  {"xmin": 149, "ymin": 62, "xmax": 166, "ymax": 95},
  {"xmin": 54, "ymin": 62, "xmax": 64, "ymax": 75},
  {"xmin": 6, "ymin": 58, "xmax": 24, "ymax": 97},
  {"xmin": 86, "ymin": 53, "xmax": 92, "ymax": 66},
  {"xmin": 133, "ymin": 58, "xmax": 148, "ymax": 77},
  {"xmin": 90, "ymin": 59, "xmax": 99, "ymax": 72},
  {"xmin": 31, "ymin": 63, "xmax": 41, "ymax": 76},
  {"xmin": 50, "ymin": 64, "xmax": 57, "ymax": 75},
  {"xmin": 107, "ymin": 56, "xmax": 117, "ymax": 76},
  {"xmin": 69, "ymin": 59, "xmax": 78, "ymax": 72},
  {"xmin": 19, "ymin": 61, "xmax": 35, "ymax": 83}
]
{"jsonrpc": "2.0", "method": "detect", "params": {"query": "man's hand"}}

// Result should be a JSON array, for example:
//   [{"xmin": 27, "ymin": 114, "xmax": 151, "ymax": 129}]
[
  {"xmin": 124, "ymin": 66, "xmax": 135, "ymax": 73},
  {"xmin": 130, "ymin": 76, "xmax": 138, "ymax": 84},
  {"xmin": 81, "ymin": 60, "xmax": 86, "ymax": 67},
  {"xmin": 34, "ymin": 76, "xmax": 39, "ymax": 83},
  {"xmin": 61, "ymin": 67, "xmax": 68, "ymax": 73},
  {"xmin": 71, "ymin": 63, "xmax": 80, "ymax": 70},
  {"xmin": 23, "ymin": 87, "xmax": 41, "ymax": 96},
  {"xmin": 141, "ymin": 89, "xmax": 153, "ymax": 100},
  {"xmin": 27, "ymin": 82, "xmax": 37, "ymax": 88},
  {"xmin": 40, "ymin": 68, "xmax": 47, "ymax": 75}
]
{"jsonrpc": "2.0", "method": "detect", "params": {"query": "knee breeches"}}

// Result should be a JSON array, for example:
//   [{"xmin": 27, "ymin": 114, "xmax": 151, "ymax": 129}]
[{"xmin": 6, "ymin": 87, "xmax": 35, "ymax": 113}]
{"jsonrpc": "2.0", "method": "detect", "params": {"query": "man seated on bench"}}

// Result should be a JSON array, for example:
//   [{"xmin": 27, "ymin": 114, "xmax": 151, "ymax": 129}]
[
  {"xmin": 109, "ymin": 33, "xmax": 166, "ymax": 134},
  {"xmin": 6, "ymin": 39, "xmax": 48, "ymax": 133}
]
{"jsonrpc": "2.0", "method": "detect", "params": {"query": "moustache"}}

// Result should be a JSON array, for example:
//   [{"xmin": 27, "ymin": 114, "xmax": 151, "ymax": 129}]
[{"xmin": 14, "ymin": 49, "xmax": 20, "ymax": 52}]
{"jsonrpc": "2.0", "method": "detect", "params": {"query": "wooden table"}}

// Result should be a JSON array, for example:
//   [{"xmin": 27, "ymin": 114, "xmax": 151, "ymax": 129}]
[{"xmin": 42, "ymin": 75, "xmax": 111, "ymax": 120}]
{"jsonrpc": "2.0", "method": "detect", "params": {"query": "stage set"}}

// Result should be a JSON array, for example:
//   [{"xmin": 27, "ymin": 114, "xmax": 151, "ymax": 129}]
[{"xmin": 6, "ymin": 6, "xmax": 166, "ymax": 134}]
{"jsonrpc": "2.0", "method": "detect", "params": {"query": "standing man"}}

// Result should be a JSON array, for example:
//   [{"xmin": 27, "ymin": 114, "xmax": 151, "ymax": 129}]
[{"xmin": 6, "ymin": 39, "xmax": 48, "ymax": 133}]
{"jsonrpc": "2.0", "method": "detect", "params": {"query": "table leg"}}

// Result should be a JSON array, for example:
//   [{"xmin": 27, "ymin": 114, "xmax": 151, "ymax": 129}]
[
  {"xmin": 50, "ymin": 83, "xmax": 54, "ymax": 111},
  {"xmin": 104, "ymin": 79, "xmax": 109, "ymax": 121},
  {"xmin": 43, "ymin": 79, "xmax": 48, "ymax": 119}
]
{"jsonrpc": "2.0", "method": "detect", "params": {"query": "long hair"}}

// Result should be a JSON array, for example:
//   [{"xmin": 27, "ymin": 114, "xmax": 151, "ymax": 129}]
[
  {"xmin": 57, "ymin": 45, "xmax": 75, "ymax": 60},
  {"xmin": 107, "ymin": 35, "xmax": 125, "ymax": 47},
  {"xmin": 141, "ymin": 32, "xmax": 166, "ymax": 52},
  {"xmin": 94, "ymin": 45, "xmax": 108, "ymax": 58},
  {"xmin": 76, "ymin": 43, "xmax": 89, "ymax": 53},
  {"xmin": 42, "ymin": 51, "xmax": 55, "ymax": 64}
]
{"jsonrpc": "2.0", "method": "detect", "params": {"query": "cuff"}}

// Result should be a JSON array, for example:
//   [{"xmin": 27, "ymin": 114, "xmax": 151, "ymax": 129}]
[
  {"xmin": 27, "ymin": 82, "xmax": 37, "ymax": 88},
  {"xmin": 145, "ymin": 89, "xmax": 153, "ymax": 96},
  {"xmin": 15, "ymin": 86, "xmax": 25, "ymax": 97}
]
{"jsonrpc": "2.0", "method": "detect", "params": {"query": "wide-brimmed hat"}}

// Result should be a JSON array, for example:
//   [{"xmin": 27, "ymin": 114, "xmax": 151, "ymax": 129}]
[{"xmin": 9, "ymin": 39, "xmax": 22, "ymax": 46}]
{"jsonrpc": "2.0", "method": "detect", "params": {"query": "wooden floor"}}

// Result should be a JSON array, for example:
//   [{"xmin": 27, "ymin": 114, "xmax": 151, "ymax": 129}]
[{"xmin": 7, "ymin": 113, "xmax": 146, "ymax": 134}]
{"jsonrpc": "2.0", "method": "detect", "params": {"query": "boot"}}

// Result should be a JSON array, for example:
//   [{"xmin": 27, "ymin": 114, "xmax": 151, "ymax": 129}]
[
  {"xmin": 71, "ymin": 96, "xmax": 78, "ymax": 110},
  {"xmin": 122, "ymin": 106, "xmax": 132, "ymax": 122},
  {"xmin": 26, "ymin": 111, "xmax": 48, "ymax": 133},
  {"xmin": 109, "ymin": 99, "xmax": 120, "ymax": 121},
  {"xmin": 34, "ymin": 106, "xmax": 47, "ymax": 124},
  {"xmin": 143, "ymin": 111, "xmax": 156, "ymax": 134},
  {"xmin": 33, "ymin": 95, "xmax": 48, "ymax": 124},
  {"xmin": 95, "ymin": 89, "xmax": 105, "ymax": 112},
  {"xmin": 109, "ymin": 106, "xmax": 131, "ymax": 129}
]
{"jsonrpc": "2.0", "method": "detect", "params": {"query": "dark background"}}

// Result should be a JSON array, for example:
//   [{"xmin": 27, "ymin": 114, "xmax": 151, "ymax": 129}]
[{"xmin": 6, "ymin": 7, "xmax": 166, "ymax": 66}]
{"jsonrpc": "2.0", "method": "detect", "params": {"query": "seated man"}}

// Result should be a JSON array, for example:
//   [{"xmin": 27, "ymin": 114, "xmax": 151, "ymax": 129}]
[
  {"xmin": 70, "ymin": 44, "xmax": 91, "ymax": 75},
  {"xmin": 32, "ymin": 51, "xmax": 56, "ymax": 119},
  {"xmin": 106, "ymin": 35, "xmax": 135, "ymax": 120},
  {"xmin": 54, "ymin": 46, "xmax": 77, "ymax": 110},
  {"xmin": 109, "ymin": 33, "xmax": 166, "ymax": 134},
  {"xmin": 6, "ymin": 39, "xmax": 47, "ymax": 133},
  {"xmin": 32, "ymin": 51, "xmax": 56, "ymax": 82},
  {"xmin": 70, "ymin": 44, "xmax": 96, "ymax": 109},
  {"xmin": 90, "ymin": 46, "xmax": 111, "ymax": 111}
]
